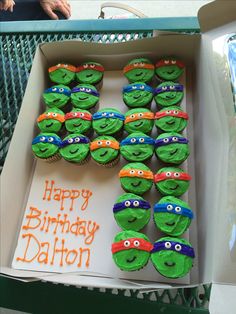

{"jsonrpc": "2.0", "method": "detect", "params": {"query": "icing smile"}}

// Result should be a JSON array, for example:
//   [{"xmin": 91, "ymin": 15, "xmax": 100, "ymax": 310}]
[
  {"xmin": 40, "ymin": 148, "xmax": 48, "ymax": 153},
  {"xmin": 133, "ymin": 94, "xmax": 142, "ymax": 100},
  {"xmin": 46, "ymin": 122, "xmax": 54, "ymax": 128},
  {"xmin": 86, "ymin": 73, "xmax": 93, "ymax": 78},
  {"xmin": 100, "ymin": 123, "xmax": 109, "ymax": 129},
  {"xmin": 165, "ymin": 222, "xmax": 175, "ymax": 227},
  {"xmin": 132, "ymin": 152, "xmax": 142, "ymax": 157},
  {"xmin": 167, "ymin": 70, "xmax": 175, "ymax": 75},
  {"xmin": 69, "ymin": 148, "xmax": 80, "ymax": 154},
  {"xmin": 78, "ymin": 96, "xmax": 88, "ymax": 100},
  {"xmin": 164, "ymin": 261, "xmax": 176, "ymax": 267},
  {"xmin": 170, "ymin": 149, "xmax": 178, "ymax": 156},
  {"xmin": 135, "ymin": 72, "xmax": 143, "ymax": 77},
  {"xmin": 126, "ymin": 256, "xmax": 137, "ymax": 263},
  {"xmin": 134, "ymin": 121, "xmax": 143, "ymax": 127},
  {"xmin": 169, "ymin": 184, "xmax": 179, "ymax": 190},
  {"xmin": 128, "ymin": 217, "xmax": 137, "ymax": 223},
  {"xmin": 166, "ymin": 121, "xmax": 175, "ymax": 125},
  {"xmin": 131, "ymin": 181, "xmax": 141, "ymax": 187},
  {"xmin": 99, "ymin": 151, "xmax": 108, "ymax": 157},
  {"xmin": 62, "ymin": 73, "xmax": 67, "ymax": 78},
  {"xmin": 73, "ymin": 123, "xmax": 82, "ymax": 128}
]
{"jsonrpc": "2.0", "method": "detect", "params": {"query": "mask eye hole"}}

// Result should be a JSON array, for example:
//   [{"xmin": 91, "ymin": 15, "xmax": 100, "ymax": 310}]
[
  {"xmin": 75, "ymin": 137, "xmax": 80, "ymax": 142},
  {"xmin": 134, "ymin": 240, "xmax": 140, "ymax": 247},
  {"xmin": 130, "ymin": 114, "xmax": 136, "ymax": 119},
  {"xmin": 166, "ymin": 110, "xmax": 171, "ymax": 114},
  {"xmin": 139, "ymin": 138, "xmax": 145, "ymax": 143},
  {"xmin": 175, "ymin": 244, "xmax": 182, "ymax": 251},
  {"xmin": 170, "ymin": 86, "xmax": 175, "ymax": 90},
  {"xmin": 59, "ymin": 88, "xmax": 64, "ymax": 92},
  {"xmin": 138, "ymin": 113, "xmax": 143, "ymax": 117},
  {"xmin": 52, "ymin": 113, "xmax": 57, "ymax": 117},
  {"xmin": 174, "ymin": 172, "xmax": 180, "ymax": 177},
  {"xmin": 52, "ymin": 87, "xmax": 57, "ymax": 92},
  {"xmin": 138, "ymin": 171, "xmax": 143, "ymax": 176},
  {"xmin": 106, "ymin": 141, "xmax": 111, "ymax": 145},
  {"xmin": 80, "ymin": 113, "xmax": 85, "ymax": 117},
  {"xmin": 166, "ymin": 172, "xmax": 172, "ymax": 177},
  {"xmin": 97, "ymin": 141, "xmax": 103, "ymax": 145},
  {"xmin": 175, "ymin": 206, "xmax": 181, "ymax": 212},
  {"xmin": 68, "ymin": 138, "xmax": 74, "ymax": 143},
  {"xmin": 167, "ymin": 204, "xmax": 173, "ymax": 211},
  {"xmin": 124, "ymin": 240, "xmax": 130, "ymax": 247},
  {"xmin": 80, "ymin": 87, "xmax": 85, "ymax": 91},
  {"xmin": 163, "ymin": 138, "xmax": 169, "ymax": 143},
  {"xmin": 165, "ymin": 242, "xmax": 171, "ymax": 249},
  {"xmin": 133, "ymin": 201, "xmax": 140, "ymax": 207},
  {"xmin": 125, "ymin": 201, "xmax": 131, "ymax": 207},
  {"xmin": 86, "ymin": 88, "xmax": 91, "ymax": 92},
  {"xmin": 130, "ymin": 170, "xmax": 135, "ymax": 175},
  {"xmin": 48, "ymin": 137, "xmax": 54, "ymax": 142},
  {"xmin": 130, "ymin": 138, "xmax": 136, "ymax": 143},
  {"xmin": 174, "ymin": 110, "xmax": 179, "ymax": 114},
  {"xmin": 162, "ymin": 86, "xmax": 167, "ymax": 91},
  {"xmin": 172, "ymin": 137, "xmax": 178, "ymax": 142},
  {"xmin": 40, "ymin": 136, "xmax": 46, "ymax": 141}
]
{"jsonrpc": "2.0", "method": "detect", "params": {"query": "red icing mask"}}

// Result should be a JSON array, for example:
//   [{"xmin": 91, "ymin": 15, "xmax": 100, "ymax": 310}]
[
  {"xmin": 156, "ymin": 59, "xmax": 185, "ymax": 69},
  {"xmin": 155, "ymin": 110, "xmax": 189, "ymax": 120},
  {"xmin": 65, "ymin": 112, "xmax": 92, "ymax": 121},
  {"xmin": 154, "ymin": 171, "xmax": 191, "ymax": 183},
  {"xmin": 112, "ymin": 238, "xmax": 153, "ymax": 254}
]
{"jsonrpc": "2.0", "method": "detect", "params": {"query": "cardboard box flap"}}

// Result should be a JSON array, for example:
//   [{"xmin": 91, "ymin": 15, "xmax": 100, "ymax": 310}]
[
  {"xmin": 209, "ymin": 283, "xmax": 236, "ymax": 314},
  {"xmin": 198, "ymin": 0, "xmax": 236, "ymax": 32}
]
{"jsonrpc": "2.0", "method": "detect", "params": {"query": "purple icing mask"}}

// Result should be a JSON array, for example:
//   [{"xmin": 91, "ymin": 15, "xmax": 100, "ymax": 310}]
[
  {"xmin": 155, "ymin": 136, "xmax": 188, "ymax": 147},
  {"xmin": 71, "ymin": 87, "xmax": 99, "ymax": 97},
  {"xmin": 61, "ymin": 136, "xmax": 90, "ymax": 147},
  {"xmin": 151, "ymin": 241, "xmax": 195, "ymax": 258},
  {"xmin": 154, "ymin": 84, "xmax": 184, "ymax": 95},
  {"xmin": 113, "ymin": 199, "xmax": 151, "ymax": 213}
]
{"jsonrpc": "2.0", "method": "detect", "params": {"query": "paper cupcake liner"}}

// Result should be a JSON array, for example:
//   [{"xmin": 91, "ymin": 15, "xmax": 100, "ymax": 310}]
[
  {"xmin": 94, "ymin": 154, "xmax": 120, "ymax": 168},
  {"xmin": 94, "ymin": 79, "xmax": 103, "ymax": 91},
  {"xmin": 36, "ymin": 152, "xmax": 61, "ymax": 163}
]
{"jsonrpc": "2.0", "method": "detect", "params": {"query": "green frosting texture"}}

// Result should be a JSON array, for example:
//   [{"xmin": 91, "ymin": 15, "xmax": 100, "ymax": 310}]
[
  {"xmin": 151, "ymin": 237, "xmax": 194, "ymax": 278},
  {"xmin": 43, "ymin": 85, "xmax": 71, "ymax": 108},
  {"xmin": 155, "ymin": 58, "xmax": 184, "ymax": 81},
  {"xmin": 124, "ymin": 108, "xmax": 154, "ymax": 134},
  {"xmin": 92, "ymin": 108, "xmax": 124, "ymax": 135},
  {"xmin": 123, "ymin": 82, "xmax": 153, "ymax": 107},
  {"xmin": 113, "ymin": 193, "xmax": 151, "ymax": 231},
  {"xmin": 90, "ymin": 136, "xmax": 119, "ymax": 165},
  {"xmin": 71, "ymin": 84, "xmax": 99, "ymax": 109},
  {"xmin": 155, "ymin": 132, "xmax": 190, "ymax": 164},
  {"xmin": 120, "ymin": 132, "xmax": 154, "ymax": 162},
  {"xmin": 49, "ymin": 66, "xmax": 75, "ymax": 84},
  {"xmin": 119, "ymin": 162, "xmax": 153, "ymax": 195},
  {"xmin": 37, "ymin": 108, "xmax": 64, "ymax": 133},
  {"xmin": 154, "ymin": 82, "xmax": 184, "ymax": 107},
  {"xmin": 124, "ymin": 58, "xmax": 154, "ymax": 83},
  {"xmin": 112, "ymin": 230, "xmax": 151, "ymax": 271},
  {"xmin": 59, "ymin": 133, "xmax": 90, "ymax": 163},
  {"xmin": 154, "ymin": 196, "xmax": 192, "ymax": 236},
  {"xmin": 155, "ymin": 167, "xmax": 190, "ymax": 196},
  {"xmin": 76, "ymin": 62, "xmax": 103, "ymax": 84},
  {"xmin": 32, "ymin": 132, "xmax": 60, "ymax": 159},
  {"xmin": 65, "ymin": 109, "xmax": 92, "ymax": 134},
  {"xmin": 155, "ymin": 106, "xmax": 188, "ymax": 133}
]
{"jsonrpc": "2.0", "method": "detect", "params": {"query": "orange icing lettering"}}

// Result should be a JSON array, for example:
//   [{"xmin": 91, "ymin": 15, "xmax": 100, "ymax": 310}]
[
  {"xmin": 81, "ymin": 189, "xmax": 93, "ymax": 211},
  {"xmin": 65, "ymin": 249, "xmax": 78, "ymax": 265},
  {"xmin": 85, "ymin": 221, "xmax": 100, "ymax": 245},
  {"xmin": 43, "ymin": 180, "xmax": 55, "ymax": 201},
  {"xmin": 16, "ymin": 233, "xmax": 40, "ymax": 263},
  {"xmin": 37, "ymin": 242, "xmax": 50, "ymax": 264},
  {"xmin": 23, "ymin": 207, "xmax": 42, "ymax": 230},
  {"xmin": 70, "ymin": 189, "xmax": 80, "ymax": 211},
  {"xmin": 50, "ymin": 237, "xmax": 68, "ymax": 266},
  {"xmin": 77, "ymin": 248, "xmax": 90, "ymax": 268}
]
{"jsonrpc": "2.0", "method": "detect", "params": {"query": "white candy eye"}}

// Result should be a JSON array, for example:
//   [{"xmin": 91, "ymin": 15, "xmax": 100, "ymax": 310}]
[
  {"xmin": 174, "ymin": 110, "xmax": 179, "ymax": 114},
  {"xmin": 140, "ymin": 85, "xmax": 145, "ymax": 89},
  {"xmin": 102, "ymin": 112, "xmax": 107, "ymax": 117},
  {"xmin": 133, "ymin": 63, "xmax": 138, "ymax": 67},
  {"xmin": 134, "ymin": 240, "xmax": 140, "ymax": 247},
  {"xmin": 75, "ymin": 137, "xmax": 80, "ymax": 142},
  {"xmin": 162, "ymin": 86, "xmax": 167, "ymax": 91},
  {"xmin": 52, "ymin": 87, "xmax": 57, "ymax": 92},
  {"xmin": 165, "ymin": 242, "xmax": 171, "ymax": 249},
  {"xmin": 170, "ymin": 86, "xmax": 175, "ymax": 90},
  {"xmin": 174, "ymin": 172, "xmax": 180, "ymax": 177},
  {"xmin": 106, "ymin": 141, "xmax": 111, "ymax": 145},
  {"xmin": 138, "ymin": 170, "xmax": 143, "ymax": 175},
  {"xmin": 175, "ymin": 206, "xmax": 181, "ymax": 212},
  {"xmin": 132, "ymin": 86, "xmax": 137, "ymax": 90},
  {"xmin": 166, "ymin": 110, "xmax": 171, "ymax": 114},
  {"xmin": 140, "ymin": 62, "xmax": 144, "ymax": 67},
  {"xmin": 166, "ymin": 172, "xmax": 172, "ymax": 177},
  {"xmin": 73, "ymin": 112, "xmax": 77, "ymax": 117},
  {"xmin": 172, "ymin": 60, "xmax": 177, "ymax": 64},
  {"xmin": 139, "ymin": 138, "xmax": 145, "ymax": 143},
  {"xmin": 48, "ymin": 137, "xmax": 54, "ymax": 142},
  {"xmin": 130, "ymin": 114, "xmax": 135, "ymax": 119},
  {"xmin": 131, "ymin": 138, "xmax": 136, "ymax": 143},
  {"xmin": 172, "ymin": 137, "xmax": 178, "ymax": 142},
  {"xmin": 46, "ymin": 112, "xmax": 51, "ymax": 116},
  {"xmin": 124, "ymin": 240, "xmax": 130, "ymax": 247},
  {"xmin": 83, "ymin": 64, "xmax": 88, "ymax": 68},
  {"xmin": 125, "ymin": 201, "xmax": 131, "ymax": 207},
  {"xmin": 133, "ymin": 201, "xmax": 139, "ymax": 207},
  {"xmin": 57, "ymin": 63, "xmax": 61, "ymax": 67},
  {"xmin": 97, "ymin": 141, "xmax": 103, "ymax": 145},
  {"xmin": 64, "ymin": 64, "xmax": 68, "ymax": 68},
  {"xmin": 138, "ymin": 113, "xmax": 143, "ymax": 117},
  {"xmin": 163, "ymin": 138, "xmax": 169, "ymax": 143},
  {"xmin": 80, "ymin": 113, "xmax": 85, "ymax": 117},
  {"xmin": 86, "ymin": 88, "xmax": 91, "ymax": 92},
  {"xmin": 130, "ymin": 170, "xmax": 135, "ymax": 175},
  {"xmin": 90, "ymin": 64, "xmax": 95, "ymax": 68},
  {"xmin": 167, "ymin": 204, "xmax": 173, "ymax": 211},
  {"xmin": 80, "ymin": 87, "xmax": 85, "ymax": 91},
  {"xmin": 40, "ymin": 136, "xmax": 46, "ymax": 141},
  {"xmin": 68, "ymin": 138, "xmax": 74, "ymax": 143},
  {"xmin": 109, "ymin": 113, "xmax": 114, "ymax": 117},
  {"xmin": 164, "ymin": 60, "xmax": 170, "ymax": 64},
  {"xmin": 175, "ymin": 244, "xmax": 182, "ymax": 251},
  {"xmin": 52, "ymin": 113, "xmax": 57, "ymax": 117},
  {"xmin": 59, "ymin": 88, "xmax": 64, "ymax": 92}
]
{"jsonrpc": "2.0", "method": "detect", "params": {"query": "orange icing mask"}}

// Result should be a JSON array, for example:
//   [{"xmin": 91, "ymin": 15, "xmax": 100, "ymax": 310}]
[
  {"xmin": 48, "ymin": 64, "xmax": 76, "ymax": 73},
  {"xmin": 125, "ymin": 112, "xmax": 154, "ymax": 124},
  {"xmin": 90, "ymin": 140, "xmax": 119, "ymax": 151},
  {"xmin": 37, "ymin": 112, "xmax": 65, "ymax": 123},
  {"xmin": 119, "ymin": 169, "xmax": 153, "ymax": 180},
  {"xmin": 123, "ymin": 63, "xmax": 154, "ymax": 74}
]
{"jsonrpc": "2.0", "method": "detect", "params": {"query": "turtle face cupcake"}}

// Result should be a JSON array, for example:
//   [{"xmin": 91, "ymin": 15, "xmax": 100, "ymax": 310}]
[
  {"xmin": 48, "ymin": 64, "xmax": 76, "ymax": 85},
  {"xmin": 154, "ymin": 167, "xmax": 191, "ymax": 196},
  {"xmin": 120, "ymin": 132, "xmax": 155, "ymax": 162},
  {"xmin": 123, "ymin": 58, "xmax": 155, "ymax": 83},
  {"xmin": 124, "ymin": 108, "xmax": 154, "ymax": 134},
  {"xmin": 65, "ymin": 109, "xmax": 92, "ymax": 134},
  {"xmin": 155, "ymin": 106, "xmax": 188, "ymax": 133},
  {"xmin": 92, "ymin": 108, "xmax": 124, "ymax": 136},
  {"xmin": 76, "ymin": 62, "xmax": 104, "ymax": 86},
  {"xmin": 154, "ymin": 196, "xmax": 193, "ymax": 236},
  {"xmin": 154, "ymin": 82, "xmax": 184, "ymax": 107},
  {"xmin": 43, "ymin": 85, "xmax": 71, "ymax": 108},
  {"xmin": 37, "ymin": 108, "xmax": 65, "ymax": 133},
  {"xmin": 113, "ymin": 193, "xmax": 151, "ymax": 231},
  {"xmin": 155, "ymin": 132, "xmax": 190, "ymax": 164},
  {"xmin": 155, "ymin": 58, "xmax": 185, "ymax": 81},
  {"xmin": 123, "ymin": 82, "xmax": 154, "ymax": 108},
  {"xmin": 71, "ymin": 84, "xmax": 99, "ymax": 109},
  {"xmin": 151, "ymin": 237, "xmax": 195, "ymax": 278},
  {"xmin": 119, "ymin": 163, "xmax": 153, "ymax": 195},
  {"xmin": 59, "ymin": 133, "xmax": 90, "ymax": 164},
  {"xmin": 32, "ymin": 133, "xmax": 61, "ymax": 162},
  {"xmin": 90, "ymin": 136, "xmax": 120, "ymax": 167},
  {"xmin": 112, "ymin": 230, "xmax": 152, "ymax": 271}
]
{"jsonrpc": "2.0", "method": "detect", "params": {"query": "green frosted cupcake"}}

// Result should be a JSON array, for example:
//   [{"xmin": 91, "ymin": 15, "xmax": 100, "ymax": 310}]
[
  {"xmin": 48, "ymin": 63, "xmax": 76, "ymax": 85},
  {"xmin": 155, "ymin": 106, "xmax": 188, "ymax": 133},
  {"xmin": 113, "ymin": 193, "xmax": 151, "ymax": 231},
  {"xmin": 90, "ymin": 136, "xmax": 120, "ymax": 167},
  {"xmin": 120, "ymin": 132, "xmax": 155, "ymax": 162},
  {"xmin": 92, "ymin": 108, "xmax": 124, "ymax": 136},
  {"xmin": 43, "ymin": 85, "xmax": 71, "ymax": 108},
  {"xmin": 112, "ymin": 230, "xmax": 153, "ymax": 271},
  {"xmin": 32, "ymin": 133, "xmax": 61, "ymax": 162},
  {"xmin": 124, "ymin": 108, "xmax": 154, "ymax": 134},
  {"xmin": 155, "ymin": 58, "xmax": 185, "ymax": 81},
  {"xmin": 153, "ymin": 196, "xmax": 193, "ymax": 236},
  {"xmin": 154, "ymin": 167, "xmax": 191, "ymax": 196},
  {"xmin": 123, "ymin": 58, "xmax": 155, "ymax": 83},
  {"xmin": 59, "ymin": 133, "xmax": 90, "ymax": 165},
  {"xmin": 76, "ymin": 62, "xmax": 104, "ymax": 89},
  {"xmin": 65, "ymin": 109, "xmax": 92, "ymax": 134},
  {"xmin": 151, "ymin": 237, "xmax": 195, "ymax": 278},
  {"xmin": 119, "ymin": 162, "xmax": 153, "ymax": 195},
  {"xmin": 154, "ymin": 82, "xmax": 184, "ymax": 107},
  {"xmin": 71, "ymin": 84, "xmax": 99, "ymax": 109},
  {"xmin": 155, "ymin": 132, "xmax": 190, "ymax": 164},
  {"xmin": 123, "ymin": 82, "xmax": 154, "ymax": 108},
  {"xmin": 37, "ymin": 108, "xmax": 65, "ymax": 133}
]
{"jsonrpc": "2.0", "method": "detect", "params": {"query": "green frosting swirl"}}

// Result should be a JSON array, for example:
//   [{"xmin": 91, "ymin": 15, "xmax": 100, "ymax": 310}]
[
  {"xmin": 71, "ymin": 84, "xmax": 99, "ymax": 109},
  {"xmin": 155, "ymin": 132, "xmax": 190, "ymax": 164},
  {"xmin": 43, "ymin": 85, "xmax": 71, "ymax": 108},
  {"xmin": 154, "ymin": 82, "xmax": 184, "ymax": 107},
  {"xmin": 151, "ymin": 237, "xmax": 194, "ymax": 278},
  {"xmin": 37, "ymin": 108, "xmax": 64, "ymax": 133},
  {"xmin": 155, "ymin": 58, "xmax": 184, "ymax": 81},
  {"xmin": 120, "ymin": 162, "xmax": 153, "ymax": 195},
  {"xmin": 92, "ymin": 108, "xmax": 124, "ymax": 135},
  {"xmin": 120, "ymin": 132, "xmax": 154, "ymax": 162},
  {"xmin": 32, "ymin": 132, "xmax": 60, "ymax": 159},
  {"xmin": 59, "ymin": 133, "xmax": 90, "ymax": 163},
  {"xmin": 49, "ymin": 66, "xmax": 75, "ymax": 84},
  {"xmin": 154, "ymin": 196, "xmax": 192, "ymax": 236},
  {"xmin": 114, "ymin": 193, "xmax": 151, "ymax": 231},
  {"xmin": 76, "ymin": 62, "xmax": 103, "ymax": 84},
  {"xmin": 124, "ymin": 58, "xmax": 154, "ymax": 83},
  {"xmin": 112, "ymin": 230, "xmax": 151, "ymax": 271},
  {"xmin": 90, "ymin": 136, "xmax": 119, "ymax": 164},
  {"xmin": 124, "ymin": 108, "xmax": 154, "ymax": 134},
  {"xmin": 123, "ymin": 82, "xmax": 153, "ymax": 107},
  {"xmin": 155, "ymin": 167, "xmax": 190, "ymax": 196},
  {"xmin": 65, "ymin": 109, "xmax": 92, "ymax": 133},
  {"xmin": 155, "ymin": 106, "xmax": 187, "ymax": 133}
]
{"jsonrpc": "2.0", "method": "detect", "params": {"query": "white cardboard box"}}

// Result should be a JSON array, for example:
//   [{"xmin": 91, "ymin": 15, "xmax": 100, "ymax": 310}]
[{"xmin": 1, "ymin": 0, "xmax": 236, "ymax": 311}]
